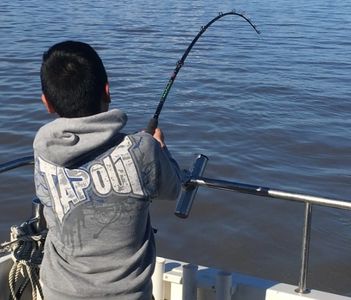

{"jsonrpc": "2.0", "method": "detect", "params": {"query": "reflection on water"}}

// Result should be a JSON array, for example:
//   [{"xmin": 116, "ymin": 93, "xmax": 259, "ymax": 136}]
[{"xmin": 1, "ymin": 0, "xmax": 351, "ymax": 296}]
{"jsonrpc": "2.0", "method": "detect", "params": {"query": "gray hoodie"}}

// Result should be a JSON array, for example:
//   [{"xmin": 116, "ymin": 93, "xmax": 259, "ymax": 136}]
[{"xmin": 33, "ymin": 109, "xmax": 181, "ymax": 300}]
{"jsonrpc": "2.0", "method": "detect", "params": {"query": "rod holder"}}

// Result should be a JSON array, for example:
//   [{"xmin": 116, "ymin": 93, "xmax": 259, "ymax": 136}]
[
  {"xmin": 174, "ymin": 154, "xmax": 208, "ymax": 218},
  {"xmin": 31, "ymin": 198, "xmax": 46, "ymax": 233}
]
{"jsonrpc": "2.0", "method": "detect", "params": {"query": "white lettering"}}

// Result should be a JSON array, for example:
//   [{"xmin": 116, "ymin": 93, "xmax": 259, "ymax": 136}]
[
  {"xmin": 57, "ymin": 167, "xmax": 77, "ymax": 216},
  {"xmin": 38, "ymin": 157, "xmax": 90, "ymax": 223},
  {"xmin": 90, "ymin": 163, "xmax": 112, "ymax": 195},
  {"xmin": 37, "ymin": 136, "xmax": 145, "ymax": 223},
  {"xmin": 39, "ymin": 158, "xmax": 65, "ymax": 222},
  {"xmin": 110, "ymin": 137, "xmax": 143, "ymax": 196},
  {"xmin": 66, "ymin": 169, "xmax": 90, "ymax": 202}
]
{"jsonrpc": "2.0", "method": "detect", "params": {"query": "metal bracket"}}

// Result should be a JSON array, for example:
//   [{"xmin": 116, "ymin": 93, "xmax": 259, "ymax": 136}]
[{"xmin": 174, "ymin": 154, "xmax": 208, "ymax": 218}]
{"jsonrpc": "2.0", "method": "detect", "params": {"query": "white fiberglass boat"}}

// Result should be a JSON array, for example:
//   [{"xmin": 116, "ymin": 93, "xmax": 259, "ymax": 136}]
[
  {"xmin": 1, "ymin": 253, "xmax": 350, "ymax": 300},
  {"xmin": 1, "ymin": 155, "xmax": 351, "ymax": 300}
]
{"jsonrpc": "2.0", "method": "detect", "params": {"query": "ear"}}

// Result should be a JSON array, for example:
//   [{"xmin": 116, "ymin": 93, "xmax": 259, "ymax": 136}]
[
  {"xmin": 41, "ymin": 94, "xmax": 56, "ymax": 113},
  {"xmin": 103, "ymin": 83, "xmax": 111, "ymax": 103}
]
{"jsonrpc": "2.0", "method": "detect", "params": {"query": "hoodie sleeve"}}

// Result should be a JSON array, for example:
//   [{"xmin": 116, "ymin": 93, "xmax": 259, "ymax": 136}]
[
  {"xmin": 154, "ymin": 145, "xmax": 182, "ymax": 201},
  {"xmin": 128, "ymin": 132, "xmax": 182, "ymax": 201}
]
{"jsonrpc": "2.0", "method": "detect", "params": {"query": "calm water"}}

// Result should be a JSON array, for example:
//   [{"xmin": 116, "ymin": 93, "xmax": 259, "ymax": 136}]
[{"xmin": 1, "ymin": 0, "xmax": 351, "ymax": 296}]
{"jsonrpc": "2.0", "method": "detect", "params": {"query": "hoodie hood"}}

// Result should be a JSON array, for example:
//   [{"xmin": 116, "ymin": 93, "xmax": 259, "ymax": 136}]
[{"xmin": 33, "ymin": 109, "xmax": 127, "ymax": 166}]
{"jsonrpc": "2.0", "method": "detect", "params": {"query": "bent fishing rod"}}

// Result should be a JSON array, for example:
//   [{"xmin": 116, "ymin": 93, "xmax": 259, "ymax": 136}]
[{"xmin": 146, "ymin": 10, "xmax": 260, "ymax": 134}]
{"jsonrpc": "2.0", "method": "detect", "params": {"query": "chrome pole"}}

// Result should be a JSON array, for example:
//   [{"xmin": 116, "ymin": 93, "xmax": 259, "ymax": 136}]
[
  {"xmin": 296, "ymin": 202, "xmax": 313, "ymax": 294},
  {"xmin": 0, "ymin": 155, "xmax": 34, "ymax": 173},
  {"xmin": 191, "ymin": 177, "xmax": 351, "ymax": 211},
  {"xmin": 185, "ymin": 173, "xmax": 351, "ymax": 294}
]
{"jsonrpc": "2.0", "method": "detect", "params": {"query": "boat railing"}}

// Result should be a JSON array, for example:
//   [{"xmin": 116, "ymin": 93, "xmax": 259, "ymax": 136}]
[
  {"xmin": 1, "ymin": 154, "xmax": 351, "ymax": 295},
  {"xmin": 174, "ymin": 154, "xmax": 351, "ymax": 294}
]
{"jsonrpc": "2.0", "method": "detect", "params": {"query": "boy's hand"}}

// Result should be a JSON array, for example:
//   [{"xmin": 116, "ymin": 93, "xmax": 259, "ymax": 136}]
[{"xmin": 153, "ymin": 128, "xmax": 166, "ymax": 148}]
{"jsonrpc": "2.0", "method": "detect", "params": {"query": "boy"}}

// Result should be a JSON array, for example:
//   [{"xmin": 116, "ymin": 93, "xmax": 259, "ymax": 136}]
[{"xmin": 34, "ymin": 41, "xmax": 182, "ymax": 300}]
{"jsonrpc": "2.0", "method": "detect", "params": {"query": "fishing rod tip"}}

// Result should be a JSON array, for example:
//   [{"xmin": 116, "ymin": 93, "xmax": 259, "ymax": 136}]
[{"xmin": 251, "ymin": 23, "xmax": 261, "ymax": 34}]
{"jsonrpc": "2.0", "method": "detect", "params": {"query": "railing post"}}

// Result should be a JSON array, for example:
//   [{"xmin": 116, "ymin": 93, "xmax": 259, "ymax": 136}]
[
  {"xmin": 215, "ymin": 271, "xmax": 232, "ymax": 300},
  {"xmin": 182, "ymin": 264, "xmax": 198, "ymax": 300},
  {"xmin": 152, "ymin": 257, "xmax": 166, "ymax": 300},
  {"xmin": 296, "ymin": 202, "xmax": 313, "ymax": 294}
]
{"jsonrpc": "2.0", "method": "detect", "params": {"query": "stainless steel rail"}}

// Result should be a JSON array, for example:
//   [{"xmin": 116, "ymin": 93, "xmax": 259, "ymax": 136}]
[
  {"xmin": 193, "ymin": 176, "xmax": 351, "ymax": 294},
  {"xmin": 0, "ymin": 155, "xmax": 34, "ymax": 173},
  {"xmin": 175, "ymin": 154, "xmax": 351, "ymax": 294},
  {"xmin": 192, "ymin": 176, "xmax": 351, "ymax": 211}
]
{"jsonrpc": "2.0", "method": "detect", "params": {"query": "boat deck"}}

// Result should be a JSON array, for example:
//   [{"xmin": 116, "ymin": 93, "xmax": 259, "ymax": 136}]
[{"xmin": 1, "ymin": 254, "xmax": 350, "ymax": 300}]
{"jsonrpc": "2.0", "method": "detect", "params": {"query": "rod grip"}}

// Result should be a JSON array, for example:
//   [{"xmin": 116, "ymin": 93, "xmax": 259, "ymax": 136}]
[
  {"xmin": 146, "ymin": 117, "xmax": 158, "ymax": 135},
  {"xmin": 175, "ymin": 154, "xmax": 208, "ymax": 218}
]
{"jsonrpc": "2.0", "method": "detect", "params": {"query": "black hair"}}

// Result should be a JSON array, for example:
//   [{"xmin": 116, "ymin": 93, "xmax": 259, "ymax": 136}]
[{"xmin": 40, "ymin": 41, "xmax": 108, "ymax": 118}]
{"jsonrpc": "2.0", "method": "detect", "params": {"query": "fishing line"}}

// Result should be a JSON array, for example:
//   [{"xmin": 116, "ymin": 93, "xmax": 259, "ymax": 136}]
[{"xmin": 146, "ymin": 10, "xmax": 260, "ymax": 134}]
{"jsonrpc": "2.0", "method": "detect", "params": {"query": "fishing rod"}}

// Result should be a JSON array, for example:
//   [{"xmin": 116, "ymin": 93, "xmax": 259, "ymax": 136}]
[{"xmin": 146, "ymin": 10, "xmax": 260, "ymax": 134}]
